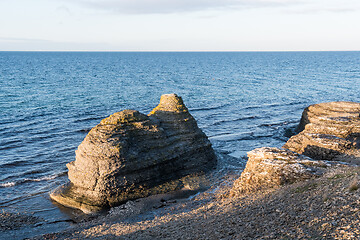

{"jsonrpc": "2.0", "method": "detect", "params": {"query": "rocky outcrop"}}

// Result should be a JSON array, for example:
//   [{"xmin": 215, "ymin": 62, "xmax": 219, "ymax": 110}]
[
  {"xmin": 284, "ymin": 101, "xmax": 360, "ymax": 161},
  {"xmin": 230, "ymin": 147, "xmax": 329, "ymax": 195},
  {"xmin": 231, "ymin": 101, "xmax": 360, "ymax": 195},
  {"xmin": 51, "ymin": 94, "xmax": 217, "ymax": 212}
]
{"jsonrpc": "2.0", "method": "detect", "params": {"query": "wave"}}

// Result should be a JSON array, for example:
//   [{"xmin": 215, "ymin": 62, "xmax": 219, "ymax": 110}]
[
  {"xmin": 209, "ymin": 132, "xmax": 273, "ymax": 142},
  {"xmin": 0, "ymin": 139, "xmax": 23, "ymax": 150},
  {"xmin": 0, "ymin": 120, "xmax": 47, "ymax": 136},
  {"xmin": 344, "ymin": 69, "xmax": 360, "ymax": 73},
  {"xmin": 25, "ymin": 174, "xmax": 64, "ymax": 182},
  {"xmin": 0, "ymin": 172, "xmax": 67, "ymax": 188},
  {"xmin": 241, "ymin": 101, "xmax": 306, "ymax": 111},
  {"xmin": 0, "ymin": 160, "xmax": 28, "ymax": 167},
  {"xmin": 189, "ymin": 103, "xmax": 231, "ymax": 112},
  {"xmin": 74, "ymin": 116, "xmax": 101, "ymax": 123},
  {"xmin": 259, "ymin": 120, "xmax": 298, "ymax": 128},
  {"xmin": 212, "ymin": 116, "xmax": 259, "ymax": 126},
  {"xmin": 0, "ymin": 182, "xmax": 16, "ymax": 187}
]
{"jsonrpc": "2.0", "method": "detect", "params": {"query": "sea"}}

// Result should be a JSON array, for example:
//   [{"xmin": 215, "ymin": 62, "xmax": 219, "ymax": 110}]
[{"xmin": 1, "ymin": 51, "xmax": 359, "ymax": 239}]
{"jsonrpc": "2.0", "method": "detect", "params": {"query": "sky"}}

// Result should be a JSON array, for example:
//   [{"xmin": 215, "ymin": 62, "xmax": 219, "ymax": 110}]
[{"xmin": 0, "ymin": 0, "xmax": 359, "ymax": 51}]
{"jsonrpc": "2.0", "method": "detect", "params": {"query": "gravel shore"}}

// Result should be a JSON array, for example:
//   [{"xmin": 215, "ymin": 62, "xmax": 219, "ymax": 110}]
[
  {"xmin": 31, "ymin": 165, "xmax": 360, "ymax": 240},
  {"xmin": 0, "ymin": 211, "xmax": 40, "ymax": 231}
]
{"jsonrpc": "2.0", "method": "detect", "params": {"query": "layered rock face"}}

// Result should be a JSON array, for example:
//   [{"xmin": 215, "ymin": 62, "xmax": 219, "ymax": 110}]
[
  {"xmin": 51, "ymin": 94, "xmax": 217, "ymax": 212},
  {"xmin": 231, "ymin": 101, "xmax": 360, "ymax": 196},
  {"xmin": 284, "ymin": 101, "xmax": 360, "ymax": 161},
  {"xmin": 230, "ymin": 147, "xmax": 328, "ymax": 195}
]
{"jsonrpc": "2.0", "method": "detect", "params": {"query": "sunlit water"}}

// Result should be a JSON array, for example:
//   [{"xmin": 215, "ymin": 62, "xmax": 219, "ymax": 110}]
[{"xmin": 1, "ymin": 51, "xmax": 359, "ymax": 239}]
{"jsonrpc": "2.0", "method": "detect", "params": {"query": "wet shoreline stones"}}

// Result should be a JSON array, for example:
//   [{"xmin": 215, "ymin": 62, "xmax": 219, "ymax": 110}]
[{"xmin": 0, "ymin": 211, "xmax": 40, "ymax": 231}]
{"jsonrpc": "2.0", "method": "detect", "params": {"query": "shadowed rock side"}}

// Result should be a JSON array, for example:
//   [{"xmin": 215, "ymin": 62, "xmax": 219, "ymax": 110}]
[
  {"xmin": 230, "ymin": 147, "xmax": 330, "ymax": 195},
  {"xmin": 284, "ymin": 101, "xmax": 360, "ymax": 162},
  {"xmin": 50, "ymin": 94, "xmax": 217, "ymax": 213}
]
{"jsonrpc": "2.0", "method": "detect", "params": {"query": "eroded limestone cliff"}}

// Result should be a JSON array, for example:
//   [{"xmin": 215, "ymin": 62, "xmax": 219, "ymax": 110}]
[
  {"xmin": 51, "ymin": 94, "xmax": 216, "ymax": 212},
  {"xmin": 232, "ymin": 101, "xmax": 360, "ymax": 195},
  {"xmin": 284, "ymin": 101, "xmax": 360, "ymax": 162}
]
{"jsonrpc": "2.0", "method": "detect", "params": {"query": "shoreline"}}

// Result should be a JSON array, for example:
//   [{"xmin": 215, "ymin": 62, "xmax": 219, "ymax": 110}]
[
  {"xmin": 32, "ymin": 101, "xmax": 360, "ymax": 239},
  {"xmin": 2, "ymin": 100, "xmax": 359, "ymax": 239},
  {"xmin": 27, "ymin": 164, "xmax": 360, "ymax": 239}
]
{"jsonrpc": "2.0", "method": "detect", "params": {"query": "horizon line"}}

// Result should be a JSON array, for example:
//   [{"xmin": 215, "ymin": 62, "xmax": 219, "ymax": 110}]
[{"xmin": 0, "ymin": 50, "xmax": 360, "ymax": 53}]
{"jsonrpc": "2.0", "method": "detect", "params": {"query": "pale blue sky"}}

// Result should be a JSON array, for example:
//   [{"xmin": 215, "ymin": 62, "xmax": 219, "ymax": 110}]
[{"xmin": 0, "ymin": 0, "xmax": 359, "ymax": 51}]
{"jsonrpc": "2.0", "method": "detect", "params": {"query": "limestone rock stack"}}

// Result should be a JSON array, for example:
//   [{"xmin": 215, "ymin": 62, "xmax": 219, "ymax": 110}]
[
  {"xmin": 231, "ymin": 101, "xmax": 360, "ymax": 196},
  {"xmin": 284, "ymin": 101, "xmax": 360, "ymax": 161},
  {"xmin": 51, "ymin": 94, "xmax": 217, "ymax": 212},
  {"xmin": 230, "ymin": 147, "xmax": 328, "ymax": 195}
]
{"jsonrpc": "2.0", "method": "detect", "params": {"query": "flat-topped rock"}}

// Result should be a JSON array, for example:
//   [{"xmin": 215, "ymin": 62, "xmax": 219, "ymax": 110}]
[
  {"xmin": 230, "ymin": 147, "xmax": 329, "ymax": 195},
  {"xmin": 295, "ymin": 101, "xmax": 360, "ymax": 133},
  {"xmin": 284, "ymin": 101, "xmax": 360, "ymax": 162},
  {"xmin": 149, "ymin": 93, "xmax": 188, "ymax": 113},
  {"xmin": 51, "ymin": 94, "xmax": 217, "ymax": 213}
]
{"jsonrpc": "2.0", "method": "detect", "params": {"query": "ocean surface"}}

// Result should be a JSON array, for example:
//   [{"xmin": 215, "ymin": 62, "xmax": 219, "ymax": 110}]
[{"xmin": 1, "ymin": 51, "xmax": 360, "ymax": 239}]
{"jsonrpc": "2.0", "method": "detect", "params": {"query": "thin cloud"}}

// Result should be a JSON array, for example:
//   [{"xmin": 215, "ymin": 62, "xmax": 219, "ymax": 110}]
[
  {"xmin": 0, "ymin": 37, "xmax": 113, "ymax": 51},
  {"xmin": 68, "ymin": 0, "xmax": 300, "ymax": 14},
  {"xmin": 289, "ymin": 7, "xmax": 356, "ymax": 14},
  {"xmin": 56, "ymin": 5, "xmax": 72, "ymax": 16},
  {"xmin": 0, "ymin": 37, "xmax": 51, "ymax": 42},
  {"xmin": 284, "ymin": 0, "xmax": 360, "ymax": 14}
]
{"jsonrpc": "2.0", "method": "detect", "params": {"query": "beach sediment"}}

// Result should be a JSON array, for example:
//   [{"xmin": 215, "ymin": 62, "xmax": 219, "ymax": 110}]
[{"xmin": 31, "ymin": 165, "xmax": 360, "ymax": 240}]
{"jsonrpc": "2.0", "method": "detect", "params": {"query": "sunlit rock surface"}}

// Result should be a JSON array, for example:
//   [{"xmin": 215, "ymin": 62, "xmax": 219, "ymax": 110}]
[
  {"xmin": 231, "ymin": 101, "xmax": 360, "ymax": 195},
  {"xmin": 230, "ymin": 147, "xmax": 329, "ymax": 195},
  {"xmin": 51, "ymin": 94, "xmax": 217, "ymax": 212},
  {"xmin": 284, "ymin": 101, "xmax": 360, "ymax": 162}
]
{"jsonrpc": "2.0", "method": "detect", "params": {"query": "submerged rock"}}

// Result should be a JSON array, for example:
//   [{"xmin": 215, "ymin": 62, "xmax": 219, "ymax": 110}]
[
  {"xmin": 284, "ymin": 101, "xmax": 360, "ymax": 162},
  {"xmin": 51, "ymin": 94, "xmax": 217, "ymax": 212},
  {"xmin": 230, "ymin": 147, "xmax": 329, "ymax": 195}
]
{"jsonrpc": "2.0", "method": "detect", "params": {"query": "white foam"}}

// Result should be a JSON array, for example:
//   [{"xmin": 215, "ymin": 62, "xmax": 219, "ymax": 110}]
[
  {"xmin": 24, "ymin": 173, "xmax": 61, "ymax": 182},
  {"xmin": 0, "ymin": 181, "xmax": 16, "ymax": 187}
]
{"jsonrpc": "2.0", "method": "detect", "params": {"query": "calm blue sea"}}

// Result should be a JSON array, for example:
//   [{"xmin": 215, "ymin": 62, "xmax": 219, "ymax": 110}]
[{"xmin": 1, "ymin": 51, "xmax": 359, "ymax": 238}]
